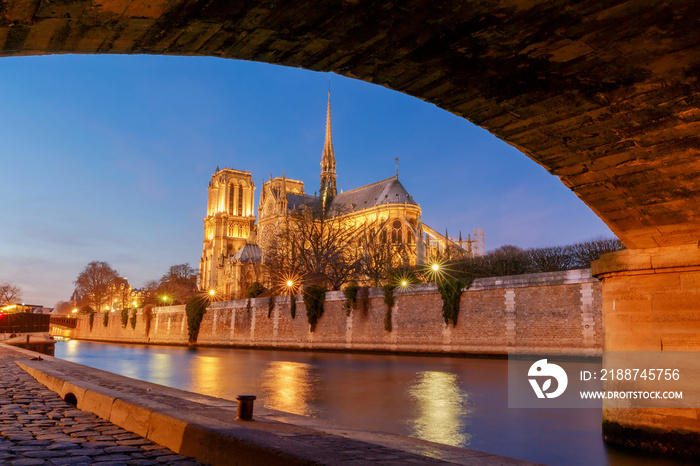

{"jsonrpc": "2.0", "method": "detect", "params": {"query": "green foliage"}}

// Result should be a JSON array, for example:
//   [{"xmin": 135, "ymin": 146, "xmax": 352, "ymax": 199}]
[
  {"xmin": 245, "ymin": 282, "xmax": 266, "ymax": 298},
  {"xmin": 343, "ymin": 284, "xmax": 361, "ymax": 316},
  {"xmin": 120, "ymin": 308, "xmax": 129, "ymax": 328},
  {"xmin": 382, "ymin": 284, "xmax": 396, "ymax": 332},
  {"xmin": 303, "ymin": 285, "xmax": 327, "ymax": 332},
  {"xmin": 382, "ymin": 284, "xmax": 396, "ymax": 309},
  {"xmin": 143, "ymin": 304, "xmax": 153, "ymax": 336},
  {"xmin": 437, "ymin": 278, "xmax": 472, "ymax": 327},
  {"xmin": 268, "ymin": 295, "xmax": 276, "ymax": 318},
  {"xmin": 186, "ymin": 296, "xmax": 209, "ymax": 344},
  {"xmin": 102, "ymin": 311, "xmax": 109, "ymax": 327},
  {"xmin": 88, "ymin": 311, "xmax": 95, "ymax": 330},
  {"xmin": 290, "ymin": 294, "xmax": 296, "ymax": 319},
  {"xmin": 129, "ymin": 309, "xmax": 137, "ymax": 329}
]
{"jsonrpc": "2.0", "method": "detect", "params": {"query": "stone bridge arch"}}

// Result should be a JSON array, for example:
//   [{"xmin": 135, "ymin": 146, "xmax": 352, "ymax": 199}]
[{"xmin": 3, "ymin": 0, "xmax": 699, "ymax": 455}]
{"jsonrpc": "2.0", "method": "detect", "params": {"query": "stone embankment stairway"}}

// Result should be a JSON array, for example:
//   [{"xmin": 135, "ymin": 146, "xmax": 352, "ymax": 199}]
[{"xmin": 0, "ymin": 346, "xmax": 206, "ymax": 466}]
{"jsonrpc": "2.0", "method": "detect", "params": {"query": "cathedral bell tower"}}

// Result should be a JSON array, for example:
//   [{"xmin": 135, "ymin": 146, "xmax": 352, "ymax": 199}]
[
  {"xmin": 320, "ymin": 90, "xmax": 337, "ymax": 211},
  {"xmin": 199, "ymin": 168, "xmax": 256, "ymax": 291}
]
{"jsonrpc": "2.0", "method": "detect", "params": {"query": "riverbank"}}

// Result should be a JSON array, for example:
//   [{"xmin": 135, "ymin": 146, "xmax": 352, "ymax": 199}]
[
  {"xmin": 5, "ymin": 343, "xmax": 537, "ymax": 465},
  {"xmin": 66, "ymin": 269, "xmax": 602, "ymax": 356},
  {"xmin": 0, "ymin": 345, "xmax": 203, "ymax": 465}
]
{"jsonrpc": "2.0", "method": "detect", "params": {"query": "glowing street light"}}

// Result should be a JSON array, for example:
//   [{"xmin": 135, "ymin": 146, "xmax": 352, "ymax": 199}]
[
  {"xmin": 401, "ymin": 280, "xmax": 408, "ymax": 287},
  {"xmin": 432, "ymin": 263, "xmax": 440, "ymax": 272},
  {"xmin": 71, "ymin": 309, "xmax": 78, "ymax": 314},
  {"xmin": 209, "ymin": 289, "xmax": 216, "ymax": 297},
  {"xmin": 286, "ymin": 280, "xmax": 294, "ymax": 288}
]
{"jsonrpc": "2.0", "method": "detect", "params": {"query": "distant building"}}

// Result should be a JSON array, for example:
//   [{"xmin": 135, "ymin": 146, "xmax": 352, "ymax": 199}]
[
  {"xmin": 199, "ymin": 91, "xmax": 484, "ymax": 299},
  {"xmin": 0, "ymin": 303, "xmax": 49, "ymax": 314}
]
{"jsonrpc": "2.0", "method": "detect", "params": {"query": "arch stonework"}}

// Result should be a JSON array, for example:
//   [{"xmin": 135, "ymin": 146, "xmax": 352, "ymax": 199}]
[{"xmin": 3, "ymin": 0, "xmax": 700, "ymax": 455}]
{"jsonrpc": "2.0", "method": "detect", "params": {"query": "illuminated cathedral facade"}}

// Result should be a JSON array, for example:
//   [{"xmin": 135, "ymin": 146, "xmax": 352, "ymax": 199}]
[{"xmin": 199, "ymin": 92, "xmax": 484, "ymax": 299}]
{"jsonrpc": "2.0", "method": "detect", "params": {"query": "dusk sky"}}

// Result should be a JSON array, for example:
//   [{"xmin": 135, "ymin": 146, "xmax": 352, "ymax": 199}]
[{"xmin": 0, "ymin": 54, "xmax": 614, "ymax": 307}]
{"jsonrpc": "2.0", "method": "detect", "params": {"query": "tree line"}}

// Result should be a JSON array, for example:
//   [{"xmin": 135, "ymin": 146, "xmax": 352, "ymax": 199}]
[
  {"xmin": 255, "ymin": 202, "xmax": 624, "ymax": 296},
  {"xmin": 64, "ymin": 261, "xmax": 198, "ymax": 315}
]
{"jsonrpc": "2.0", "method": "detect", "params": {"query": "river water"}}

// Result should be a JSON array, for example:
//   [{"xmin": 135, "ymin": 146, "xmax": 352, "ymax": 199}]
[{"xmin": 54, "ymin": 340, "xmax": 687, "ymax": 466}]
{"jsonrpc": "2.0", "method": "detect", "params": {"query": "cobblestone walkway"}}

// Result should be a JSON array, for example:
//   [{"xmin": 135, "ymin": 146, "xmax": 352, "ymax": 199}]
[{"xmin": 0, "ymin": 346, "xmax": 207, "ymax": 466}]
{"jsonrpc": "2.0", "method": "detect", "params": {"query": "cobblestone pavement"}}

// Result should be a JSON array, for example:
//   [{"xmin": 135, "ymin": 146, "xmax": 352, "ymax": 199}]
[{"xmin": 0, "ymin": 346, "xmax": 207, "ymax": 466}]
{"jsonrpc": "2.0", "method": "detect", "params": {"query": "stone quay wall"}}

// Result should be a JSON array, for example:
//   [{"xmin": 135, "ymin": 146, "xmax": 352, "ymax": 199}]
[{"xmin": 70, "ymin": 269, "xmax": 602, "ymax": 355}]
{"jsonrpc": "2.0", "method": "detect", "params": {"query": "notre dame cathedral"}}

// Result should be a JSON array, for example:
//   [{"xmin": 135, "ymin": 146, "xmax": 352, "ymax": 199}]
[{"xmin": 199, "ymin": 92, "xmax": 484, "ymax": 299}]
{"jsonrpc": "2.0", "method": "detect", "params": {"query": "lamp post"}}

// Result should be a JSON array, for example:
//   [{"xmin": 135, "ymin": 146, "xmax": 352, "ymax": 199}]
[{"xmin": 285, "ymin": 279, "xmax": 296, "ymax": 319}]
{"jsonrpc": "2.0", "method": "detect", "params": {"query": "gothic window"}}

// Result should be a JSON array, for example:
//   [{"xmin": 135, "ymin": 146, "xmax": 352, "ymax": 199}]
[
  {"xmin": 229, "ymin": 185, "xmax": 235, "ymax": 214},
  {"xmin": 391, "ymin": 220, "xmax": 402, "ymax": 243},
  {"xmin": 238, "ymin": 188, "xmax": 243, "ymax": 216}
]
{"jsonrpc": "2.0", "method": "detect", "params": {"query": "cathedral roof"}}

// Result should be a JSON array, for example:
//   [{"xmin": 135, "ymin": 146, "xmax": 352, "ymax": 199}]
[
  {"xmin": 233, "ymin": 243, "xmax": 263, "ymax": 262},
  {"xmin": 286, "ymin": 193, "xmax": 321, "ymax": 211},
  {"xmin": 331, "ymin": 175, "xmax": 418, "ymax": 212},
  {"xmin": 283, "ymin": 175, "xmax": 417, "ymax": 215}
]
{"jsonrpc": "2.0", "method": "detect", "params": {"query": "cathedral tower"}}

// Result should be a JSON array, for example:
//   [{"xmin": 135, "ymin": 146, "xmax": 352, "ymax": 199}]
[
  {"xmin": 199, "ymin": 168, "xmax": 256, "ymax": 291},
  {"xmin": 320, "ymin": 90, "xmax": 337, "ymax": 209}
]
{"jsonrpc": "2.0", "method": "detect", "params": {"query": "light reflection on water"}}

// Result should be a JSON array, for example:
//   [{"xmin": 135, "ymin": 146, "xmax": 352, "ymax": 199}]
[
  {"xmin": 407, "ymin": 371, "xmax": 470, "ymax": 447},
  {"xmin": 261, "ymin": 361, "xmax": 319, "ymax": 416},
  {"xmin": 53, "ymin": 341, "xmax": 691, "ymax": 466},
  {"xmin": 148, "ymin": 353, "xmax": 173, "ymax": 386}
]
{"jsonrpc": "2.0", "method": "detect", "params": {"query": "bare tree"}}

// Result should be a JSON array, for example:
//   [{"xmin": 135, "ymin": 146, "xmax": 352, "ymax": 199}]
[
  {"xmin": 485, "ymin": 245, "xmax": 532, "ymax": 276},
  {"xmin": 54, "ymin": 300, "xmax": 76, "ymax": 315},
  {"xmin": 570, "ymin": 237, "xmax": 625, "ymax": 267},
  {"xmin": 0, "ymin": 281, "xmax": 22, "ymax": 305},
  {"xmin": 527, "ymin": 246, "xmax": 574, "ymax": 272},
  {"xmin": 161, "ymin": 264, "xmax": 198, "ymax": 284},
  {"xmin": 153, "ymin": 263, "xmax": 198, "ymax": 305},
  {"xmin": 74, "ymin": 261, "xmax": 119, "ymax": 313},
  {"xmin": 355, "ymin": 224, "xmax": 396, "ymax": 287},
  {"xmin": 265, "ymin": 204, "xmax": 358, "ymax": 291}
]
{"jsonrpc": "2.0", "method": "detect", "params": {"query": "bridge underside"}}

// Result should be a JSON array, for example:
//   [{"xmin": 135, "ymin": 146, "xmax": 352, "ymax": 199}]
[
  {"xmin": 2, "ymin": 0, "xmax": 699, "ymax": 249},
  {"xmin": 3, "ymin": 0, "xmax": 700, "ymax": 456}
]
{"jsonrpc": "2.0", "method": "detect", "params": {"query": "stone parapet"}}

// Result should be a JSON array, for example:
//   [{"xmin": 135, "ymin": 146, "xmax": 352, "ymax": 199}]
[{"xmin": 70, "ymin": 269, "xmax": 602, "ymax": 356}]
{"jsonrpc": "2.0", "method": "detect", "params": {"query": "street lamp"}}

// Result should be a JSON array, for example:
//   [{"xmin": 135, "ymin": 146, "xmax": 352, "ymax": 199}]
[{"xmin": 209, "ymin": 289, "xmax": 216, "ymax": 297}]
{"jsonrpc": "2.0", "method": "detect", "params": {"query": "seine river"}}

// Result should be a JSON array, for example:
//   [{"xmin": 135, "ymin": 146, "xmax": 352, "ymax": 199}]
[{"xmin": 55, "ymin": 340, "xmax": 688, "ymax": 466}]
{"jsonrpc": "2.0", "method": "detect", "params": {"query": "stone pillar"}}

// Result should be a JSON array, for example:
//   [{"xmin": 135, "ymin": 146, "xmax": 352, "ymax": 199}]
[
  {"xmin": 244, "ymin": 186, "xmax": 251, "ymax": 217},
  {"xmin": 592, "ymin": 244, "xmax": 700, "ymax": 455},
  {"xmin": 234, "ymin": 184, "xmax": 240, "ymax": 216}
]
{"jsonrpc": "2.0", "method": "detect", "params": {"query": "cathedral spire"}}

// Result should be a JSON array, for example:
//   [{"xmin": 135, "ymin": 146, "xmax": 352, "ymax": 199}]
[{"xmin": 320, "ymin": 88, "xmax": 337, "ymax": 209}]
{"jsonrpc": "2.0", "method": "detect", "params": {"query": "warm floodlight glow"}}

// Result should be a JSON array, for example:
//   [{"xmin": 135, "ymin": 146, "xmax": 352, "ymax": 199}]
[
  {"xmin": 401, "ymin": 280, "xmax": 408, "ymax": 287},
  {"xmin": 132, "ymin": 301, "xmax": 137, "ymax": 307},
  {"xmin": 286, "ymin": 280, "xmax": 294, "ymax": 288},
  {"xmin": 72, "ymin": 309, "xmax": 78, "ymax": 314},
  {"xmin": 432, "ymin": 263, "xmax": 440, "ymax": 272},
  {"xmin": 209, "ymin": 289, "xmax": 216, "ymax": 296}
]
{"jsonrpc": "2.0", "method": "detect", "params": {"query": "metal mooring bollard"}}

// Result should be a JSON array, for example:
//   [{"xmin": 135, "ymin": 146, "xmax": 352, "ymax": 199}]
[{"xmin": 236, "ymin": 395, "xmax": 257, "ymax": 420}]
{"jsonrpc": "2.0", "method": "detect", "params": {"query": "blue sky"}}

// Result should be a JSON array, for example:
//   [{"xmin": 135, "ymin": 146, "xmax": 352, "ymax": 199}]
[{"xmin": 0, "ymin": 55, "xmax": 614, "ymax": 306}]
